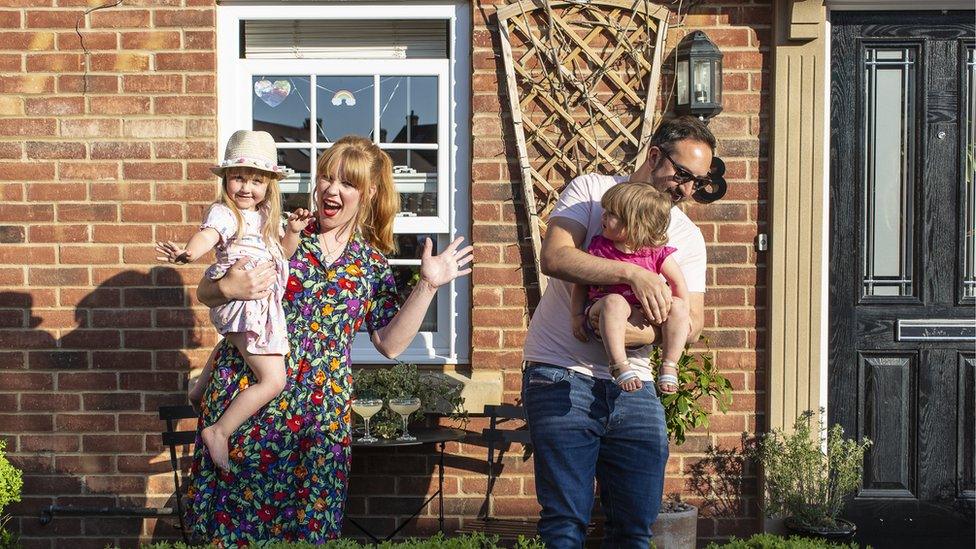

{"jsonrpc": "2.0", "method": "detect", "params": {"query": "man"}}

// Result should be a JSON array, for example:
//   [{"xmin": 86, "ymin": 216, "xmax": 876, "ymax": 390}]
[{"xmin": 521, "ymin": 116, "xmax": 715, "ymax": 548}]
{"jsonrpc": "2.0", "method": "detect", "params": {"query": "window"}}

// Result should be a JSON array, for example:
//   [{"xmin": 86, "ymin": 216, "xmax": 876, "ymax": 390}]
[{"xmin": 217, "ymin": 4, "xmax": 470, "ymax": 363}]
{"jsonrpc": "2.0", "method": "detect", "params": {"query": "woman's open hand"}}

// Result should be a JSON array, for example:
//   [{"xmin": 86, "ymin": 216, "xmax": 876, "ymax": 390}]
[{"xmin": 419, "ymin": 236, "xmax": 473, "ymax": 288}]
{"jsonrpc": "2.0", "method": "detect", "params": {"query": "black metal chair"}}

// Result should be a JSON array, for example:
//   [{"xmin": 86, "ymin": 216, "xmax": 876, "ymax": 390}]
[{"xmin": 39, "ymin": 404, "xmax": 197, "ymax": 543}]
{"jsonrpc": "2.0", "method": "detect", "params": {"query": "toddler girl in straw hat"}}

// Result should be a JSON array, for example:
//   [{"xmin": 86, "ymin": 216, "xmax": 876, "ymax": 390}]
[{"xmin": 156, "ymin": 130, "xmax": 313, "ymax": 470}]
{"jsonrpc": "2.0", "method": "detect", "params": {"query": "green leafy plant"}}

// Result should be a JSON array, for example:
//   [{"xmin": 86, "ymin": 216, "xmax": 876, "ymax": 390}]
[
  {"xmin": 0, "ymin": 440, "xmax": 23, "ymax": 549},
  {"xmin": 352, "ymin": 363, "xmax": 467, "ymax": 439},
  {"xmin": 752, "ymin": 410, "xmax": 871, "ymax": 531},
  {"xmin": 705, "ymin": 532, "xmax": 867, "ymax": 548},
  {"xmin": 652, "ymin": 345, "xmax": 733, "ymax": 445}
]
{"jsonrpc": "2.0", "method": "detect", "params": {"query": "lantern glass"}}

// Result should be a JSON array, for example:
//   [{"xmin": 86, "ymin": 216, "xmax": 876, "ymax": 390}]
[
  {"xmin": 712, "ymin": 59, "xmax": 722, "ymax": 104},
  {"xmin": 692, "ymin": 58, "xmax": 712, "ymax": 104},
  {"xmin": 676, "ymin": 60, "xmax": 689, "ymax": 105}
]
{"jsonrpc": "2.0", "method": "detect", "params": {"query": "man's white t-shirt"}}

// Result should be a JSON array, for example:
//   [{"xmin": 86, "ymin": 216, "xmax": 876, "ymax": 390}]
[{"xmin": 522, "ymin": 174, "xmax": 707, "ymax": 382}]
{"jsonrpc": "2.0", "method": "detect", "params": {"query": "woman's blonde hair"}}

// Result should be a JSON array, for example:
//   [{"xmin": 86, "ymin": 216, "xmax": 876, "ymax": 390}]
[
  {"xmin": 218, "ymin": 167, "xmax": 283, "ymax": 258},
  {"xmin": 601, "ymin": 182, "xmax": 671, "ymax": 250},
  {"xmin": 313, "ymin": 136, "xmax": 399, "ymax": 253}
]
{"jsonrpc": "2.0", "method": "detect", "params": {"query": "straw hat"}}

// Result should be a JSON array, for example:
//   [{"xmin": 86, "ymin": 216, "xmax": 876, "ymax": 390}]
[{"xmin": 211, "ymin": 130, "xmax": 294, "ymax": 179}]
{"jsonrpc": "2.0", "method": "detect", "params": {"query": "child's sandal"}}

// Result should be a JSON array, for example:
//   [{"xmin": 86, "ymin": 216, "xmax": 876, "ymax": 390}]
[
  {"xmin": 657, "ymin": 360, "xmax": 679, "ymax": 393},
  {"xmin": 609, "ymin": 361, "xmax": 640, "ymax": 388}
]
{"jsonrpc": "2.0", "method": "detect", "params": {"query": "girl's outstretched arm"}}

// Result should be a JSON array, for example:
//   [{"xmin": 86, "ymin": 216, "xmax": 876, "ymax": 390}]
[
  {"xmin": 282, "ymin": 208, "xmax": 314, "ymax": 260},
  {"xmin": 371, "ymin": 236, "xmax": 473, "ymax": 358},
  {"xmin": 156, "ymin": 228, "xmax": 221, "ymax": 265}
]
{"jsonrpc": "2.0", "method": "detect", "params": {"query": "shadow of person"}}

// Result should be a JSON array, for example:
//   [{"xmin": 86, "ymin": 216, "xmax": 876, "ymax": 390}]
[{"xmin": 6, "ymin": 267, "xmax": 210, "ymax": 547}]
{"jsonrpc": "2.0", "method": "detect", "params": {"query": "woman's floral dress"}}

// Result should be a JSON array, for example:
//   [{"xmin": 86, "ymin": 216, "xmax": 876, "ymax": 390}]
[{"xmin": 184, "ymin": 221, "xmax": 400, "ymax": 546}]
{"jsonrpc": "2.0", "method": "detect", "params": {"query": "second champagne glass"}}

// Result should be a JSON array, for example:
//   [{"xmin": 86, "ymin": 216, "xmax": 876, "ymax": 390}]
[
  {"xmin": 351, "ymin": 398, "xmax": 383, "ymax": 443},
  {"xmin": 389, "ymin": 397, "xmax": 421, "ymax": 442}
]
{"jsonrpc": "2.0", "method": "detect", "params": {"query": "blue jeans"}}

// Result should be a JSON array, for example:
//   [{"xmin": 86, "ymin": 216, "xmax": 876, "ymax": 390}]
[{"xmin": 521, "ymin": 362, "xmax": 669, "ymax": 549}]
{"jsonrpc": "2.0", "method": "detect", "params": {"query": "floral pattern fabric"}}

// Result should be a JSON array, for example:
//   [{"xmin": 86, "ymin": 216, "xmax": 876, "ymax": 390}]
[{"xmin": 184, "ymin": 221, "xmax": 400, "ymax": 546}]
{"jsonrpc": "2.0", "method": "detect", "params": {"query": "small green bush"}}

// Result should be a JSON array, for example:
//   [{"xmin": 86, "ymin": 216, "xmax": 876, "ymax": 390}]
[
  {"xmin": 141, "ymin": 532, "xmax": 545, "ymax": 548},
  {"xmin": 0, "ymin": 440, "xmax": 23, "ymax": 549},
  {"xmin": 705, "ymin": 533, "xmax": 866, "ymax": 549}
]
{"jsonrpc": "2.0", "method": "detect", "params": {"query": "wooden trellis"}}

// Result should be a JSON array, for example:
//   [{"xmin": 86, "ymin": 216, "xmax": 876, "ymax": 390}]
[{"xmin": 496, "ymin": 0, "xmax": 670, "ymax": 293}]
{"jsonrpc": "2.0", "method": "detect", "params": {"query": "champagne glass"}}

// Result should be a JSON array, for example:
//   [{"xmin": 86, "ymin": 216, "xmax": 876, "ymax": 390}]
[
  {"xmin": 351, "ymin": 398, "xmax": 383, "ymax": 443},
  {"xmin": 389, "ymin": 397, "xmax": 421, "ymax": 441}
]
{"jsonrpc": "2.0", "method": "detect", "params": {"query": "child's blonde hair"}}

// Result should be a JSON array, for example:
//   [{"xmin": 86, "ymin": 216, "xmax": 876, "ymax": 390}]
[
  {"xmin": 314, "ymin": 136, "xmax": 399, "ymax": 254},
  {"xmin": 218, "ymin": 167, "xmax": 283, "ymax": 257},
  {"xmin": 601, "ymin": 182, "xmax": 671, "ymax": 250}
]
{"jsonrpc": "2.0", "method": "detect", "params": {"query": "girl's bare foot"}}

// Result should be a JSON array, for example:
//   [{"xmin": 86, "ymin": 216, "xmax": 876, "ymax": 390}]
[
  {"xmin": 201, "ymin": 425, "xmax": 230, "ymax": 470},
  {"xmin": 610, "ymin": 361, "xmax": 643, "ymax": 392}
]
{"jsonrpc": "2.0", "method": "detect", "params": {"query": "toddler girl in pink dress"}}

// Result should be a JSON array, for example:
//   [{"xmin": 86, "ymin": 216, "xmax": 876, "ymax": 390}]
[
  {"xmin": 570, "ymin": 183, "xmax": 691, "ymax": 393},
  {"xmin": 155, "ymin": 130, "xmax": 312, "ymax": 469}
]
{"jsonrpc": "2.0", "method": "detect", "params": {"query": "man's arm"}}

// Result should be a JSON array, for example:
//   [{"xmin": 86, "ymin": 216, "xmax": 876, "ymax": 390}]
[{"xmin": 541, "ymin": 216, "xmax": 673, "ymax": 324}]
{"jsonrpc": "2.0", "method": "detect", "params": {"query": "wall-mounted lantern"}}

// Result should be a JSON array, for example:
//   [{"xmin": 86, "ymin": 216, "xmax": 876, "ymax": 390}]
[{"xmin": 675, "ymin": 31, "xmax": 723, "ymax": 121}]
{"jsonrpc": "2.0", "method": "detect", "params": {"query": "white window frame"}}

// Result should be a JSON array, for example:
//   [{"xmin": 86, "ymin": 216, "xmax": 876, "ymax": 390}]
[{"xmin": 217, "ymin": 3, "xmax": 471, "ymax": 364}]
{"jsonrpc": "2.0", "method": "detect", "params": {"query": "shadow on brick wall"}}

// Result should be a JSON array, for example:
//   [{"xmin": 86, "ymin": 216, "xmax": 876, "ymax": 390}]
[{"xmin": 1, "ymin": 267, "xmax": 207, "ymax": 547}]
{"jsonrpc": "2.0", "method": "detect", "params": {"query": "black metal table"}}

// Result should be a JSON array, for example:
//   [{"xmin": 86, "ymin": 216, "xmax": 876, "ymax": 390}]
[{"xmin": 347, "ymin": 427, "xmax": 466, "ymax": 542}]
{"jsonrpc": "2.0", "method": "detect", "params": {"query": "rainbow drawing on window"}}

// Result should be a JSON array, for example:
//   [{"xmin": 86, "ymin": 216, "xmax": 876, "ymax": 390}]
[{"xmin": 331, "ymin": 90, "xmax": 356, "ymax": 106}]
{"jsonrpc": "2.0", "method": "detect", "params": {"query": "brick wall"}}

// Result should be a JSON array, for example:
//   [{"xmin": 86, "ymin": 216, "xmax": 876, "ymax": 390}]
[{"xmin": 0, "ymin": 0, "xmax": 768, "ymax": 546}]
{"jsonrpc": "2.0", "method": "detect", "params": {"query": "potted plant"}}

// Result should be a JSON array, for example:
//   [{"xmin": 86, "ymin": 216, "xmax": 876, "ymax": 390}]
[
  {"xmin": 352, "ymin": 362, "xmax": 467, "ymax": 439},
  {"xmin": 752, "ymin": 409, "xmax": 872, "ymax": 540},
  {"xmin": 0, "ymin": 439, "xmax": 23, "ymax": 549},
  {"xmin": 653, "ymin": 346, "xmax": 734, "ymax": 549}
]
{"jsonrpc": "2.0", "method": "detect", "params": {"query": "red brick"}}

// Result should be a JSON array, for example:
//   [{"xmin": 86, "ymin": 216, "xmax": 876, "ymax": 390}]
[
  {"xmin": 82, "ymin": 393, "xmax": 141, "ymax": 412},
  {"xmin": 92, "ymin": 350, "xmax": 151, "ymax": 370},
  {"xmin": 0, "ymin": 372, "xmax": 53, "ymax": 390},
  {"xmin": 56, "ymin": 30, "xmax": 117, "ymax": 50},
  {"xmin": 92, "ymin": 308, "xmax": 151, "ymax": 328},
  {"xmin": 58, "ymin": 74, "xmax": 118, "ymax": 93},
  {"xmin": 82, "ymin": 435, "xmax": 142, "ymax": 453},
  {"xmin": 155, "ymin": 95, "xmax": 216, "ymax": 115},
  {"xmin": 123, "ymin": 329, "xmax": 184, "ymax": 349},
  {"xmin": 0, "ymin": 75, "xmax": 54, "ymax": 94},
  {"xmin": 0, "ymin": 268, "xmax": 23, "ymax": 284},
  {"xmin": 25, "ymin": 142, "xmax": 86, "ymax": 161},
  {"xmin": 120, "ymin": 30, "xmax": 180, "ymax": 49},
  {"xmin": 155, "ymin": 182, "xmax": 216, "ymax": 202},
  {"xmin": 60, "ymin": 118, "xmax": 121, "ymax": 138},
  {"xmin": 90, "ymin": 95, "xmax": 151, "ymax": 115},
  {"xmin": 21, "ymin": 393, "xmax": 80, "ymax": 412},
  {"xmin": 57, "ymin": 203, "xmax": 118, "ymax": 222},
  {"xmin": 0, "ymin": 204, "xmax": 54, "ymax": 221},
  {"xmin": 119, "ymin": 203, "xmax": 182, "ymax": 223},
  {"xmin": 0, "ymin": 30, "xmax": 55, "ymax": 50},
  {"xmin": 28, "ymin": 267, "xmax": 89, "ymax": 286},
  {"xmin": 91, "ymin": 141, "xmax": 150, "ymax": 159},
  {"xmin": 60, "ymin": 245, "xmax": 119, "ymax": 264},
  {"xmin": 57, "ymin": 372, "xmax": 119, "ymax": 391},
  {"xmin": 184, "ymin": 30, "xmax": 214, "ymax": 50},
  {"xmin": 121, "ymin": 74, "xmax": 181, "ymax": 93},
  {"xmin": 27, "ymin": 224, "xmax": 87, "ymax": 244},
  {"xmin": 90, "ymin": 182, "xmax": 151, "ymax": 200},
  {"xmin": 54, "ymin": 455, "xmax": 114, "ymax": 475},
  {"xmin": 26, "ymin": 10, "xmax": 82, "ymax": 28},
  {"xmin": 155, "ymin": 52, "xmax": 214, "ymax": 71},
  {"xmin": 24, "ymin": 96, "xmax": 84, "ymax": 116},
  {"xmin": 0, "ymin": 118, "xmax": 56, "ymax": 137},
  {"xmin": 90, "ymin": 9, "xmax": 150, "ymax": 28},
  {"xmin": 119, "ymin": 372, "xmax": 180, "ymax": 391},
  {"xmin": 122, "ymin": 162, "xmax": 182, "ymax": 180},
  {"xmin": 60, "ymin": 162, "xmax": 118, "ymax": 181},
  {"xmin": 0, "ymin": 10, "xmax": 20, "ymax": 27},
  {"xmin": 90, "ymin": 52, "xmax": 150, "ymax": 72},
  {"xmin": 0, "ymin": 245, "xmax": 55, "ymax": 264},
  {"xmin": 21, "ymin": 435, "xmax": 80, "ymax": 452},
  {"xmin": 0, "ymin": 142, "xmax": 21, "ymax": 158},
  {"xmin": 153, "ymin": 9, "xmax": 212, "ymax": 27},
  {"xmin": 26, "ymin": 52, "xmax": 83, "ymax": 71},
  {"xmin": 93, "ymin": 224, "xmax": 151, "ymax": 243}
]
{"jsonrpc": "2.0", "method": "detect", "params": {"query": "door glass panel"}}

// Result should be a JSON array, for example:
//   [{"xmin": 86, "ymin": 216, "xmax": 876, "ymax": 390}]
[
  {"xmin": 964, "ymin": 47, "xmax": 975, "ymax": 299},
  {"xmin": 862, "ymin": 47, "xmax": 916, "ymax": 297}
]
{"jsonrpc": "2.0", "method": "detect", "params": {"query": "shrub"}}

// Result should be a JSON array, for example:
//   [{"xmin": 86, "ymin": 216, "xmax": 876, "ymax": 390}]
[
  {"xmin": 352, "ymin": 363, "xmax": 467, "ymax": 439},
  {"xmin": 705, "ymin": 533, "xmax": 866, "ymax": 548},
  {"xmin": 140, "ymin": 532, "xmax": 544, "ymax": 548},
  {"xmin": 0, "ymin": 440, "xmax": 23, "ymax": 549}
]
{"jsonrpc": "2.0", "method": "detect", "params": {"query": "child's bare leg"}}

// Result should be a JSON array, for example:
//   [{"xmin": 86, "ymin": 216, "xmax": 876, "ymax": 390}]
[
  {"xmin": 657, "ymin": 297, "xmax": 690, "ymax": 394},
  {"xmin": 201, "ymin": 333, "xmax": 287, "ymax": 470},
  {"xmin": 188, "ymin": 345, "xmax": 219, "ymax": 412},
  {"xmin": 589, "ymin": 294, "xmax": 643, "ymax": 392}
]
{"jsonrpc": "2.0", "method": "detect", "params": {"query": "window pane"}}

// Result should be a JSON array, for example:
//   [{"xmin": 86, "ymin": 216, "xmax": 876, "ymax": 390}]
[
  {"xmin": 380, "ymin": 76, "xmax": 438, "ymax": 144},
  {"xmin": 965, "ymin": 47, "xmax": 975, "ymax": 299},
  {"xmin": 391, "ymin": 264, "xmax": 437, "ymax": 332},
  {"xmin": 862, "ymin": 48, "xmax": 916, "ymax": 297},
  {"xmin": 315, "ymin": 76, "xmax": 374, "ymax": 143},
  {"xmin": 252, "ymin": 76, "xmax": 312, "ymax": 143},
  {"xmin": 389, "ymin": 149, "xmax": 438, "ymax": 217}
]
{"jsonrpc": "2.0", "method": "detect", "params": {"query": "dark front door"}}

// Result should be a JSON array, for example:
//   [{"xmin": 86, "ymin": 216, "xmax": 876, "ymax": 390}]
[{"xmin": 829, "ymin": 10, "xmax": 975, "ymax": 548}]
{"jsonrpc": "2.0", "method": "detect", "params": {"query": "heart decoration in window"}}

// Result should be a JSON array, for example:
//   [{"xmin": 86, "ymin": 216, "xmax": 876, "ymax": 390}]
[{"xmin": 254, "ymin": 79, "xmax": 292, "ymax": 108}]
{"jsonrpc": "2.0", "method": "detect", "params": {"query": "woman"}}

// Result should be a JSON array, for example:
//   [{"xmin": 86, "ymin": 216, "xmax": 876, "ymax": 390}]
[{"xmin": 183, "ymin": 135, "xmax": 473, "ymax": 545}]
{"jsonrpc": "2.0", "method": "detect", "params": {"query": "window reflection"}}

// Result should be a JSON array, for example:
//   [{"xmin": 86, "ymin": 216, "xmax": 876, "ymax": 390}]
[
  {"xmin": 380, "ymin": 76, "xmax": 438, "ymax": 144},
  {"xmin": 252, "ymin": 76, "xmax": 312, "ymax": 143}
]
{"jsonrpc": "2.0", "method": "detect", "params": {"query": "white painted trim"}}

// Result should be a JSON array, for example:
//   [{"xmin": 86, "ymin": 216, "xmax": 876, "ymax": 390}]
[
  {"xmin": 216, "ymin": 2, "xmax": 471, "ymax": 364},
  {"xmin": 828, "ymin": 0, "xmax": 973, "ymax": 10},
  {"xmin": 820, "ymin": 17, "xmax": 832, "ymax": 417}
]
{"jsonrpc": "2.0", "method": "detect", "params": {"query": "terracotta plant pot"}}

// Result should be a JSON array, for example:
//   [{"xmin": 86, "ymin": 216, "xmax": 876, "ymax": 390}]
[
  {"xmin": 652, "ymin": 504, "xmax": 698, "ymax": 549},
  {"xmin": 784, "ymin": 516, "xmax": 857, "ymax": 541}
]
